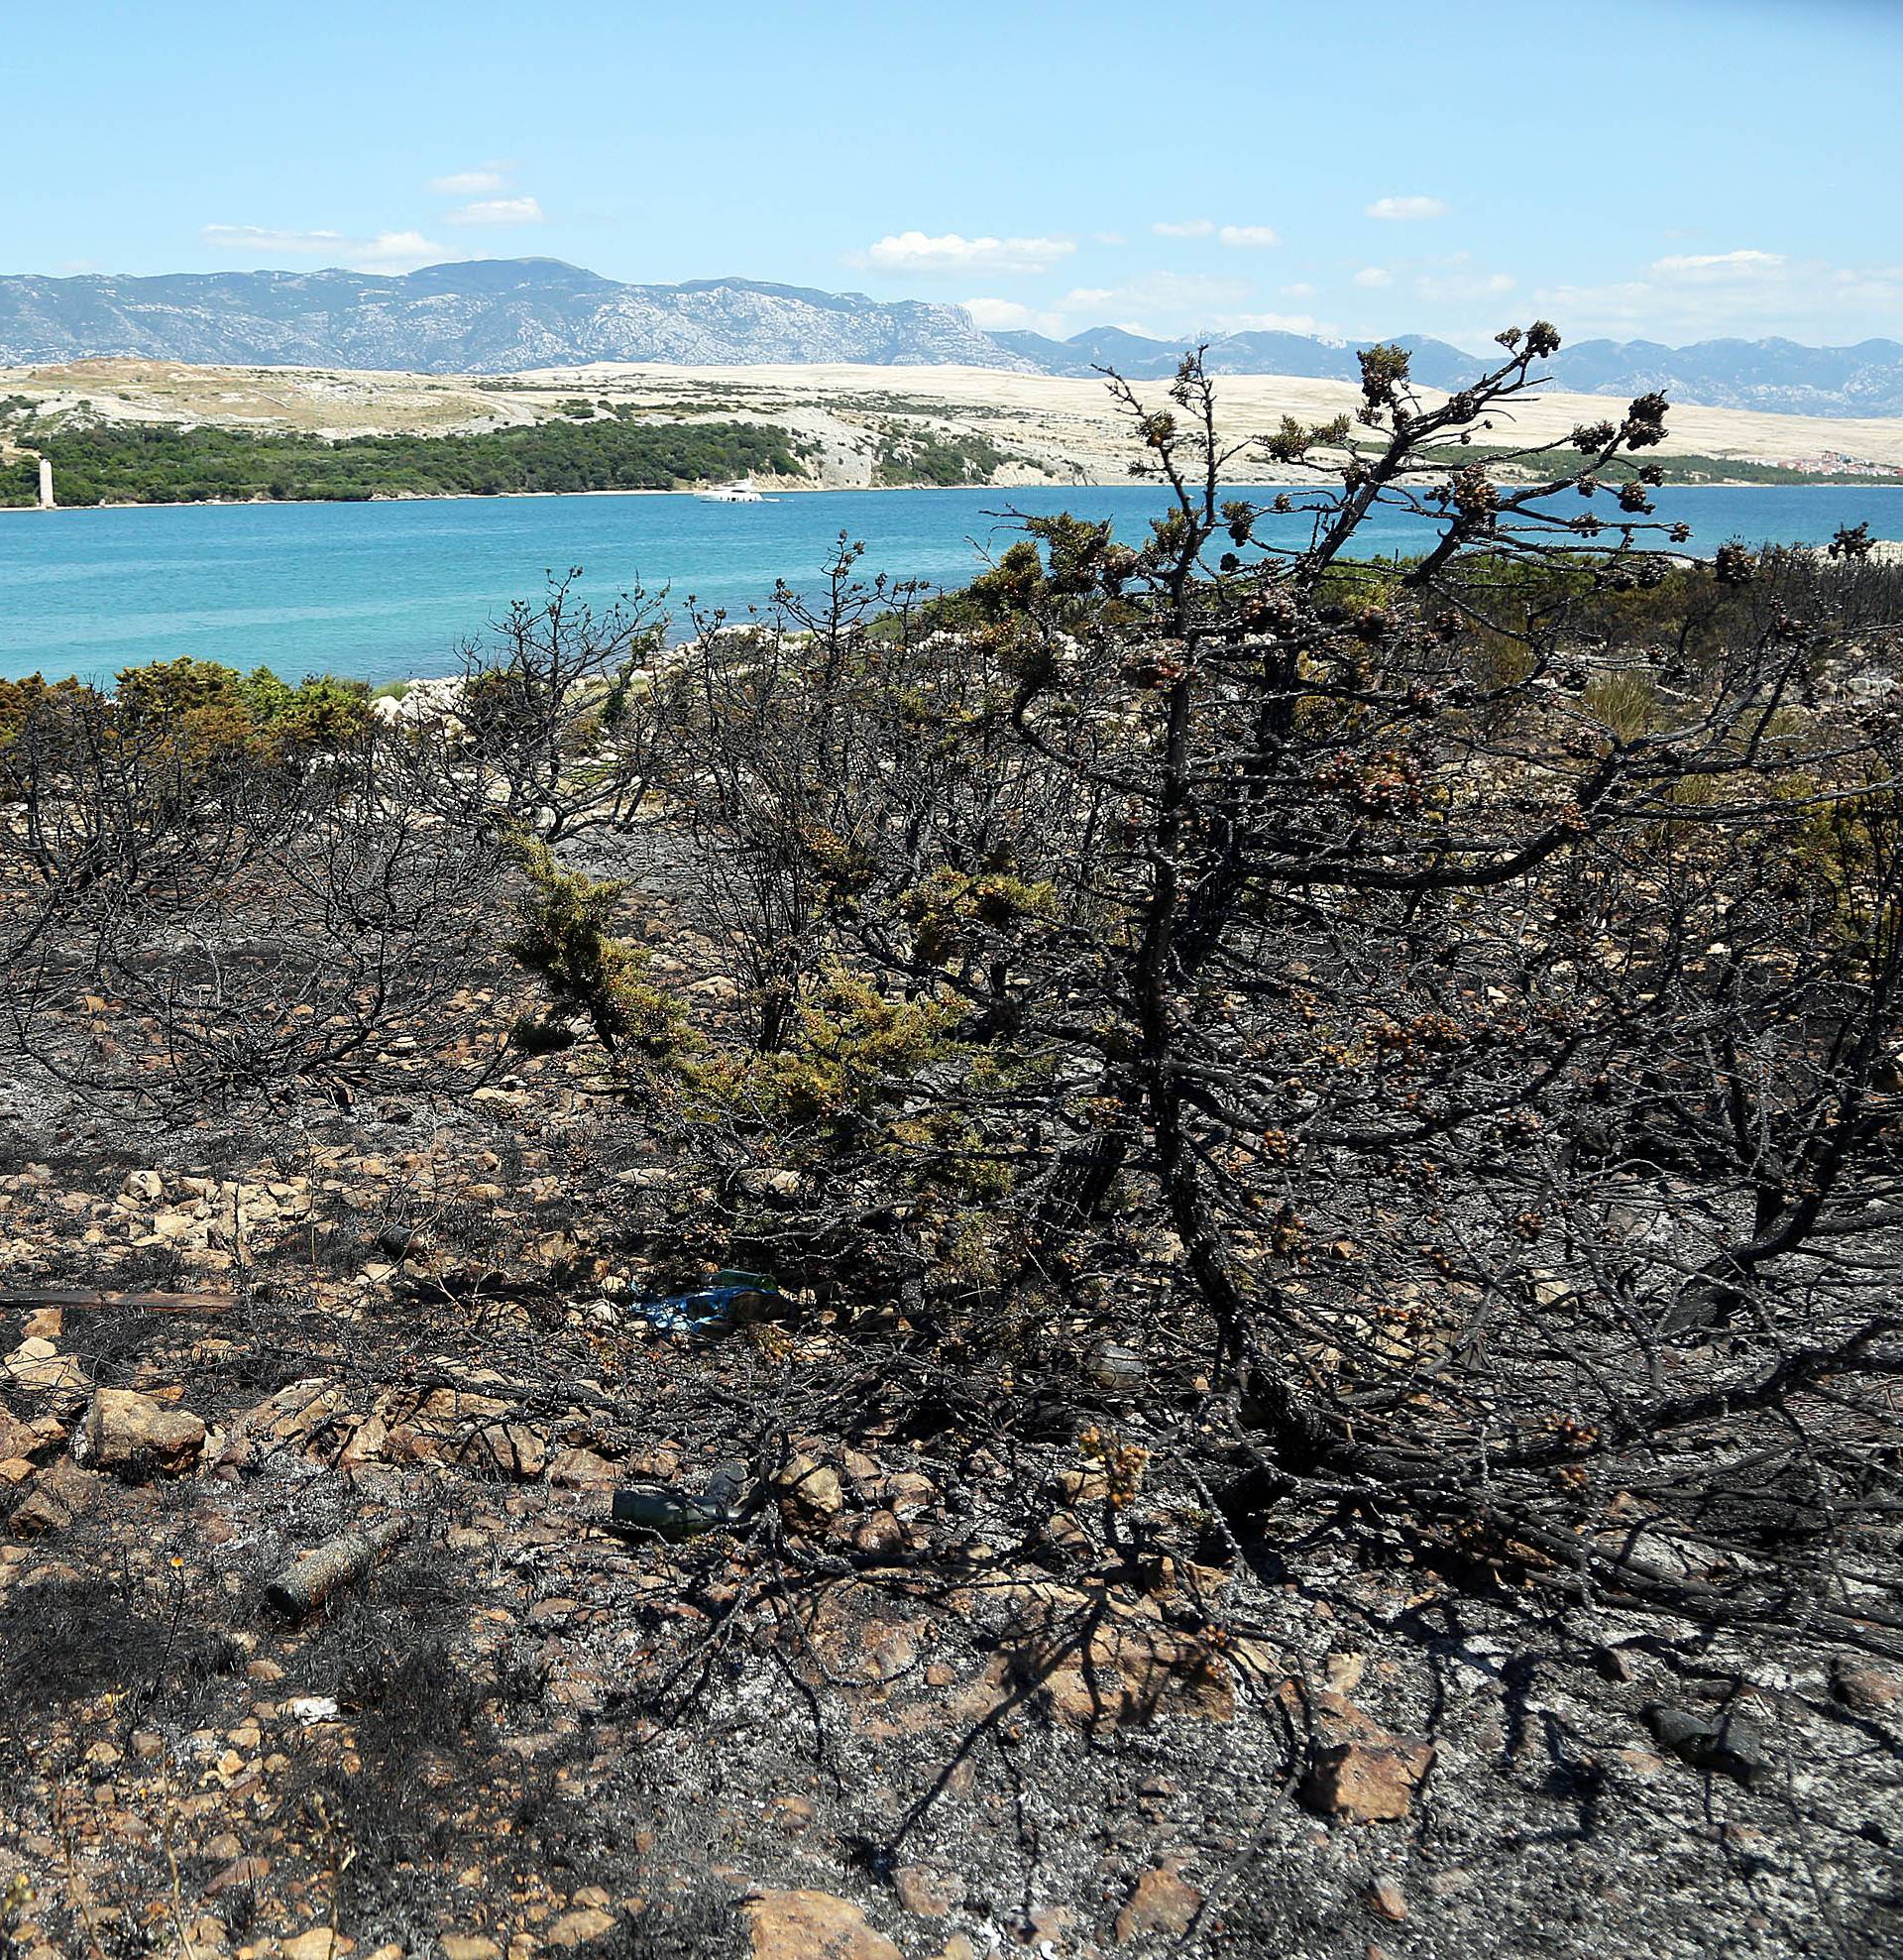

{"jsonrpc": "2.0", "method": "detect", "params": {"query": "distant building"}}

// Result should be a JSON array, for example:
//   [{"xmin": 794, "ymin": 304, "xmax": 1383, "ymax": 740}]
[{"xmin": 37, "ymin": 456, "xmax": 54, "ymax": 509}]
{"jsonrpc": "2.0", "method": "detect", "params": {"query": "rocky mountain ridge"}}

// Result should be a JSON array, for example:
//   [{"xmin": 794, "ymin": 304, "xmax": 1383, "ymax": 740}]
[
  {"xmin": 1003, "ymin": 324, "xmax": 1903, "ymax": 417},
  {"xmin": 0, "ymin": 259, "xmax": 1018, "ymax": 374},
  {"xmin": 3, "ymin": 258, "xmax": 1901, "ymax": 416}
]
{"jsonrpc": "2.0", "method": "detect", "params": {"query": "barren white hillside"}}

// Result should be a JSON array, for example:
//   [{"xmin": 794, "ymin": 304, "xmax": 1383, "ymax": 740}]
[{"xmin": 8, "ymin": 356, "xmax": 1902, "ymax": 485}]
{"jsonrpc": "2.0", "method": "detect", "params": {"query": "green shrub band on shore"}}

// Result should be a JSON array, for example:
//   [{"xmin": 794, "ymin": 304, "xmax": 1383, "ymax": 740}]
[{"xmin": 0, "ymin": 416, "xmax": 809, "ymax": 507}]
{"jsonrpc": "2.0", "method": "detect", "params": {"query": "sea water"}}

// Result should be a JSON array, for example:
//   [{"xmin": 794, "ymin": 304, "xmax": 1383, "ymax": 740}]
[{"xmin": 2, "ymin": 483, "xmax": 1899, "ymax": 687}]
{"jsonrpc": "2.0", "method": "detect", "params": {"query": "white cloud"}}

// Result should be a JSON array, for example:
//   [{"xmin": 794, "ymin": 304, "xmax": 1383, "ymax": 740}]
[
  {"xmin": 860, "ymin": 230, "xmax": 1074, "ymax": 275},
  {"xmin": 961, "ymin": 295, "xmax": 1067, "ymax": 335},
  {"xmin": 201, "ymin": 224, "xmax": 447, "ymax": 272},
  {"xmin": 1367, "ymin": 195, "xmax": 1449, "ymax": 221},
  {"xmin": 1534, "ymin": 248, "xmax": 1903, "ymax": 342},
  {"xmin": 1057, "ymin": 271, "xmax": 1256, "ymax": 337},
  {"xmin": 351, "ymin": 231, "xmax": 450, "ymax": 270},
  {"xmin": 1218, "ymin": 224, "xmax": 1280, "ymax": 248},
  {"xmin": 430, "ymin": 169, "xmax": 505, "ymax": 194},
  {"xmin": 446, "ymin": 196, "xmax": 544, "ymax": 227},
  {"xmin": 1152, "ymin": 218, "xmax": 1215, "ymax": 238},
  {"xmin": 1414, "ymin": 270, "xmax": 1514, "ymax": 302},
  {"xmin": 1651, "ymin": 249, "xmax": 1785, "ymax": 275},
  {"xmin": 1353, "ymin": 266, "xmax": 1394, "ymax": 288},
  {"xmin": 1091, "ymin": 230, "xmax": 1127, "ymax": 247},
  {"xmin": 1217, "ymin": 310, "xmax": 1327, "ymax": 336},
  {"xmin": 203, "ymin": 224, "xmax": 349, "ymax": 257},
  {"xmin": 1282, "ymin": 282, "xmax": 1317, "ymax": 299}
]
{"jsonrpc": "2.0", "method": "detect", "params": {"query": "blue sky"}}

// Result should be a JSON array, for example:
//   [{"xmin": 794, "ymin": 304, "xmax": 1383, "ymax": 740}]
[{"xmin": 6, "ymin": 0, "xmax": 1899, "ymax": 351}]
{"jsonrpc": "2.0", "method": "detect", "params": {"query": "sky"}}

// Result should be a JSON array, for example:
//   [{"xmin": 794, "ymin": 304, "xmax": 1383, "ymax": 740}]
[{"xmin": 5, "ymin": 0, "xmax": 1900, "ymax": 352}]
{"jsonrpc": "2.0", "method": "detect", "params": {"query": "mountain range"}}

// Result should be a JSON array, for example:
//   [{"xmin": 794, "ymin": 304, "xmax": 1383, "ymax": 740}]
[{"xmin": 2, "ymin": 258, "xmax": 1899, "ymax": 419}]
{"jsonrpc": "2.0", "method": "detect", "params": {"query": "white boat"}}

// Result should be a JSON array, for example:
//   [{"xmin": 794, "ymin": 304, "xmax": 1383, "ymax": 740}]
[{"xmin": 694, "ymin": 477, "xmax": 768, "ymax": 504}]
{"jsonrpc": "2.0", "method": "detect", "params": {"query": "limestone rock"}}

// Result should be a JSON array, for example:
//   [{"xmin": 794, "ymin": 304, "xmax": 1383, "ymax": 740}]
[
  {"xmin": 82, "ymin": 1389, "xmax": 207, "ymax": 1480},
  {"xmin": 1300, "ymin": 1739, "xmax": 1434, "ymax": 1822},
  {"xmin": 893, "ymin": 1867, "xmax": 961, "ymax": 1918},
  {"xmin": 4, "ymin": 1336, "xmax": 87, "ymax": 1400},
  {"xmin": 1114, "ymin": 1867, "xmax": 1201, "ymax": 1943},
  {"xmin": 1290, "ymin": 1687, "xmax": 1435, "ymax": 1822},
  {"xmin": 775, "ymin": 1454, "xmax": 844, "ymax": 1523},
  {"xmin": 1831, "ymin": 1662, "xmax": 1901, "ymax": 1715},
  {"xmin": 280, "ymin": 1931, "xmax": 344, "ymax": 1960},
  {"xmin": 548, "ymin": 1445, "xmax": 618, "ymax": 1489},
  {"xmin": 0, "ymin": 1410, "xmax": 41, "ymax": 1464},
  {"xmin": 9, "ymin": 1457, "xmax": 101, "ymax": 1537},
  {"xmin": 546, "ymin": 1906, "xmax": 617, "ymax": 1947},
  {"xmin": 216, "ymin": 1378, "xmax": 344, "ymax": 1473},
  {"xmin": 743, "ymin": 1892, "xmax": 901, "ymax": 1960}
]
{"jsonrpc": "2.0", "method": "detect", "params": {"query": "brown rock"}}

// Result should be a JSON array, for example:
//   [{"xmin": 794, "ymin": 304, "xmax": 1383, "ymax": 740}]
[
  {"xmin": 10, "ymin": 1457, "xmax": 101, "ymax": 1536},
  {"xmin": 336, "ymin": 1416, "xmax": 388, "ymax": 1470},
  {"xmin": 216, "ymin": 1379, "xmax": 344, "ymax": 1473},
  {"xmin": 203, "ymin": 1855, "xmax": 271, "ymax": 1897},
  {"xmin": 743, "ymin": 1890, "xmax": 901, "ymax": 1960},
  {"xmin": 546, "ymin": 1906, "xmax": 616, "ymax": 1947},
  {"xmin": 767, "ymin": 1794, "xmax": 818, "ymax": 1833},
  {"xmin": 852, "ymin": 1510, "xmax": 906, "ymax": 1557},
  {"xmin": 893, "ymin": 1867, "xmax": 962, "ymax": 1918},
  {"xmin": 879, "ymin": 1471, "xmax": 938, "ymax": 1517},
  {"xmin": 281, "ymin": 1931, "xmax": 348, "ymax": 1960},
  {"xmin": 1301, "ymin": 1741, "xmax": 1434, "ymax": 1823},
  {"xmin": 548, "ymin": 1446, "xmax": 618, "ymax": 1490},
  {"xmin": 380, "ymin": 1422, "xmax": 443, "ymax": 1465},
  {"xmin": 84, "ymin": 1389, "xmax": 206, "ymax": 1479},
  {"xmin": 1114, "ymin": 1868, "xmax": 1201, "ymax": 1943},
  {"xmin": 461, "ymin": 1421, "xmax": 546, "ymax": 1481},
  {"xmin": 1283, "ymin": 1685, "xmax": 1435, "ymax": 1823},
  {"xmin": 439, "ymin": 1939, "xmax": 502, "ymax": 1960},
  {"xmin": 775, "ymin": 1454, "xmax": 844, "ymax": 1523},
  {"xmin": 1832, "ymin": 1662, "xmax": 1901, "ymax": 1715},
  {"xmin": 4, "ymin": 1336, "xmax": 87, "ymax": 1400},
  {"xmin": 1040, "ymin": 1619, "xmax": 1236, "ymax": 1729},
  {"xmin": 1366, "ymin": 1876, "xmax": 1407, "ymax": 1921}
]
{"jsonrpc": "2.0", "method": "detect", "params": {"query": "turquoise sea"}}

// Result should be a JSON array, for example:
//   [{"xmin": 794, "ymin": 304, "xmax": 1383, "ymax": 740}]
[{"xmin": 2, "ymin": 482, "xmax": 1900, "ymax": 687}]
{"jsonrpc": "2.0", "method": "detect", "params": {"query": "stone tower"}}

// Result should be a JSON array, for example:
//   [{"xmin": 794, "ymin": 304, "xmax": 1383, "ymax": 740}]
[{"xmin": 37, "ymin": 456, "xmax": 54, "ymax": 509}]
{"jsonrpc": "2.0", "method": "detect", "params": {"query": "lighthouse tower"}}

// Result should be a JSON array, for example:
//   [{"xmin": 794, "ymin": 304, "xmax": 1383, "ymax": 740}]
[{"xmin": 37, "ymin": 456, "xmax": 54, "ymax": 510}]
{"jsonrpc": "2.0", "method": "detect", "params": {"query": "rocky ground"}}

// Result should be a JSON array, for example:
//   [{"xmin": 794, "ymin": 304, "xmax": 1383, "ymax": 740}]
[
  {"xmin": 2, "ymin": 866, "xmax": 1900, "ymax": 1960},
  {"xmin": 2, "ymin": 1103, "xmax": 1900, "ymax": 1960}
]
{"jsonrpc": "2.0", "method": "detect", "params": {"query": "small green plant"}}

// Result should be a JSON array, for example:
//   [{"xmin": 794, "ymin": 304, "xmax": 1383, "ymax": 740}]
[{"xmin": 508, "ymin": 840, "xmax": 687, "ymax": 1056}]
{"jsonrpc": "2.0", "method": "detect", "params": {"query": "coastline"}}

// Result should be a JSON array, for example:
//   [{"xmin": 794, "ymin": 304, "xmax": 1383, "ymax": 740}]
[{"xmin": 6, "ymin": 474, "xmax": 1898, "ymax": 517}]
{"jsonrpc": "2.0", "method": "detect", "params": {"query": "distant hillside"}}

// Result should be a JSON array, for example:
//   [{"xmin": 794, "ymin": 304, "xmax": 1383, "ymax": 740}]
[
  {"xmin": 992, "ymin": 326, "xmax": 1481, "ymax": 390},
  {"xmin": 1545, "ymin": 336, "xmax": 1903, "ymax": 418},
  {"xmin": 995, "ymin": 324, "xmax": 1903, "ymax": 415},
  {"xmin": 3, "ymin": 259, "xmax": 1900, "ymax": 416},
  {"xmin": 0, "ymin": 259, "xmax": 1021, "ymax": 374}
]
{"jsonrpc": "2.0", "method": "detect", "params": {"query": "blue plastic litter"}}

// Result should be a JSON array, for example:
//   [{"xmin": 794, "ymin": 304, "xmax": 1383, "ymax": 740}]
[{"xmin": 628, "ymin": 1274, "xmax": 781, "ymax": 1333}]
